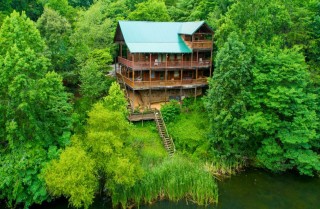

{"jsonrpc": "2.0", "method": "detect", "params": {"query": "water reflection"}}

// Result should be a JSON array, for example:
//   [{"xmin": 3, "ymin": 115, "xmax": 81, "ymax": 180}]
[{"xmin": 29, "ymin": 169, "xmax": 320, "ymax": 209}]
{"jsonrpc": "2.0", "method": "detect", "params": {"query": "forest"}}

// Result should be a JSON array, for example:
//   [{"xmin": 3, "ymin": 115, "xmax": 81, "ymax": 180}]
[{"xmin": 0, "ymin": 0, "xmax": 319, "ymax": 209}]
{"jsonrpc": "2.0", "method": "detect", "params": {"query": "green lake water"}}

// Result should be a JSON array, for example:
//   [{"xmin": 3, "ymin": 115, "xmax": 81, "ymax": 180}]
[{"xmin": 30, "ymin": 169, "xmax": 320, "ymax": 209}]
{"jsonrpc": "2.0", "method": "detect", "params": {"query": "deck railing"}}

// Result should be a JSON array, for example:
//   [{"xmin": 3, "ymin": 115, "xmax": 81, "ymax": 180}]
[
  {"xmin": 119, "ymin": 73, "xmax": 208, "ymax": 89},
  {"xmin": 185, "ymin": 40, "xmax": 213, "ymax": 49},
  {"xmin": 118, "ymin": 56, "xmax": 211, "ymax": 70}
]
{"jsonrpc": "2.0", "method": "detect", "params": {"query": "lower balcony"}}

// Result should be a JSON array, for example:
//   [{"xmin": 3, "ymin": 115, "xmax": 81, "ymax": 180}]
[{"xmin": 117, "ymin": 73, "xmax": 208, "ymax": 90}]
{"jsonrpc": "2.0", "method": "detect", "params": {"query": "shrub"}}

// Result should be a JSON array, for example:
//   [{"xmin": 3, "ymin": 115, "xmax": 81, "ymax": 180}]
[{"xmin": 160, "ymin": 100, "xmax": 180, "ymax": 122}]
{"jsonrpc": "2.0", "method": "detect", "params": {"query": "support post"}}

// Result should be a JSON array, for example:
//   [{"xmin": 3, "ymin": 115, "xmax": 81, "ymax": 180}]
[
  {"xmin": 180, "ymin": 69, "xmax": 183, "ymax": 85},
  {"xmin": 133, "ymin": 69, "xmax": 135, "ymax": 86},
  {"xmin": 133, "ymin": 90, "xmax": 135, "ymax": 110},
  {"xmin": 182, "ymin": 54, "xmax": 184, "ymax": 67},
  {"xmin": 197, "ymin": 50, "xmax": 199, "ymax": 64},
  {"xmin": 149, "ymin": 69, "xmax": 151, "ymax": 87},
  {"xmin": 194, "ymin": 87, "xmax": 197, "ymax": 102},
  {"xmin": 196, "ymin": 68, "xmax": 198, "ymax": 81},
  {"xmin": 165, "ymin": 88, "xmax": 167, "ymax": 104},
  {"xmin": 149, "ymin": 69, "xmax": 151, "ymax": 108},
  {"xmin": 180, "ymin": 87, "xmax": 182, "ymax": 108},
  {"xmin": 149, "ymin": 53, "xmax": 151, "ymax": 68}
]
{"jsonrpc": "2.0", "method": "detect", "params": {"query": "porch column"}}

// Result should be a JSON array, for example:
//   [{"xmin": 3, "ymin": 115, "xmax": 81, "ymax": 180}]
[
  {"xmin": 196, "ymin": 68, "xmax": 198, "ymax": 81},
  {"xmin": 191, "ymin": 52, "xmax": 193, "ymax": 67},
  {"xmin": 197, "ymin": 50, "xmax": 199, "ymax": 63},
  {"xmin": 132, "ymin": 69, "xmax": 135, "ymax": 86},
  {"xmin": 166, "ymin": 54, "xmax": 168, "ymax": 68},
  {"xmin": 149, "ymin": 53, "xmax": 151, "ymax": 68},
  {"xmin": 149, "ymin": 69, "xmax": 151, "ymax": 87},
  {"xmin": 194, "ymin": 87, "xmax": 197, "ymax": 102},
  {"xmin": 149, "ymin": 69, "xmax": 151, "ymax": 107},
  {"xmin": 180, "ymin": 69, "xmax": 183, "ymax": 84},
  {"xmin": 132, "ymin": 54, "xmax": 135, "ymax": 86},
  {"xmin": 182, "ymin": 54, "xmax": 184, "ymax": 67}
]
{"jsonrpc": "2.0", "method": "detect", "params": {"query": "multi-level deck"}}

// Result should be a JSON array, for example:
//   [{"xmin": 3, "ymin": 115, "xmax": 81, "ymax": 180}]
[{"xmin": 114, "ymin": 21, "xmax": 213, "ymax": 109}]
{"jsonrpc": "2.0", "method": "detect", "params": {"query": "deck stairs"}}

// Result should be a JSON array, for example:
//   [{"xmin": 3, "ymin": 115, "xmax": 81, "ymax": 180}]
[{"xmin": 154, "ymin": 110, "xmax": 175, "ymax": 157}]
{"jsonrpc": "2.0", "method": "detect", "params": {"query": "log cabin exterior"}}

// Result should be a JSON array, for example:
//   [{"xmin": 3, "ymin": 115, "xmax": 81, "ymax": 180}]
[{"xmin": 114, "ymin": 21, "xmax": 213, "ymax": 109}]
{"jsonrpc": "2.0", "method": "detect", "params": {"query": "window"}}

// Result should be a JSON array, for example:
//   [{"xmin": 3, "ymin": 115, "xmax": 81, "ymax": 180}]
[
  {"xmin": 160, "ymin": 72, "xmax": 164, "ymax": 80},
  {"xmin": 174, "ymin": 71, "xmax": 179, "ymax": 78},
  {"xmin": 151, "ymin": 71, "xmax": 155, "ymax": 78}
]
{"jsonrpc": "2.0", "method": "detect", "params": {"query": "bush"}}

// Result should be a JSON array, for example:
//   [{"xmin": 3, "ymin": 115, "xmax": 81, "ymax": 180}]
[{"xmin": 160, "ymin": 100, "xmax": 180, "ymax": 122}]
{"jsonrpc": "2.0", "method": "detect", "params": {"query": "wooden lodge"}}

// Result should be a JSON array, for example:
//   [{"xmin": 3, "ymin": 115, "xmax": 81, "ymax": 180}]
[{"xmin": 114, "ymin": 21, "xmax": 213, "ymax": 109}]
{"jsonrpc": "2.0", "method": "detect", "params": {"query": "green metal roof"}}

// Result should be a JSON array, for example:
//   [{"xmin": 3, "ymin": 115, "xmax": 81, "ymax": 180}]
[
  {"xmin": 116, "ymin": 21, "xmax": 208, "ymax": 53},
  {"xmin": 179, "ymin": 21, "xmax": 205, "ymax": 35}
]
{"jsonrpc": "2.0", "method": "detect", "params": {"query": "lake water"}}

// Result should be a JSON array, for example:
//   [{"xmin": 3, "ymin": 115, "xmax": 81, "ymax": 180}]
[{"xmin": 30, "ymin": 169, "xmax": 320, "ymax": 209}]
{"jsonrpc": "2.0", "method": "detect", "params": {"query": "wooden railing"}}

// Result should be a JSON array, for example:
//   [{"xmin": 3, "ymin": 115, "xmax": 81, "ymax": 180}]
[
  {"xmin": 185, "ymin": 40, "xmax": 213, "ymax": 49},
  {"xmin": 118, "ymin": 73, "xmax": 208, "ymax": 89},
  {"xmin": 118, "ymin": 56, "xmax": 211, "ymax": 70}
]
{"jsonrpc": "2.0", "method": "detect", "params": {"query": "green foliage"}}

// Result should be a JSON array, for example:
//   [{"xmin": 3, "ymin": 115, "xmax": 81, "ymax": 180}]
[
  {"xmin": 160, "ymin": 100, "xmax": 181, "ymax": 123},
  {"xmin": 70, "ymin": 0, "xmax": 114, "ymax": 63},
  {"xmin": 44, "ymin": 86, "xmax": 143, "ymax": 208},
  {"xmin": 68, "ymin": 0, "xmax": 94, "ymax": 8},
  {"xmin": 10, "ymin": 0, "xmax": 43, "ymax": 20},
  {"xmin": 168, "ymin": 100, "xmax": 210, "ymax": 158},
  {"xmin": 103, "ymin": 82, "xmax": 128, "ymax": 115},
  {"xmin": 0, "ymin": 11, "xmax": 72, "ymax": 208},
  {"xmin": 205, "ymin": 32, "xmax": 254, "ymax": 161},
  {"xmin": 207, "ymin": 0, "xmax": 320, "ymax": 175},
  {"xmin": 37, "ymin": 7, "xmax": 72, "ymax": 73},
  {"xmin": 0, "ymin": 11, "xmax": 45, "ymax": 56},
  {"xmin": 45, "ymin": 146, "xmax": 98, "ymax": 209},
  {"xmin": 0, "ymin": 145, "xmax": 50, "ymax": 209},
  {"xmin": 38, "ymin": 0, "xmax": 76, "ymax": 21},
  {"xmin": 168, "ymin": 0, "xmax": 198, "ymax": 22},
  {"xmin": 249, "ymin": 46, "xmax": 319, "ymax": 175},
  {"xmin": 131, "ymin": 121, "xmax": 167, "ymax": 167},
  {"xmin": 112, "ymin": 156, "xmax": 218, "ymax": 208},
  {"xmin": 128, "ymin": 0, "xmax": 171, "ymax": 21},
  {"xmin": 79, "ymin": 61, "xmax": 111, "ymax": 99}
]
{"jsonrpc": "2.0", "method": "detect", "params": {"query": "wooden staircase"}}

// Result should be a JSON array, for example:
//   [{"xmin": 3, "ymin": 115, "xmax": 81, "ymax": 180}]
[
  {"xmin": 154, "ymin": 110, "xmax": 175, "ymax": 157},
  {"xmin": 117, "ymin": 73, "xmax": 176, "ymax": 157}
]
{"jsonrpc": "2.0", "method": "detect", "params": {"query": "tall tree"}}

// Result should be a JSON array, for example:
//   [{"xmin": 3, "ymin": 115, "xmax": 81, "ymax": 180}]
[
  {"xmin": 205, "ymin": 32, "xmax": 253, "ymax": 163},
  {"xmin": 0, "ymin": 11, "xmax": 72, "ymax": 208},
  {"xmin": 45, "ymin": 84, "xmax": 142, "ymax": 208},
  {"xmin": 128, "ymin": 0, "xmax": 171, "ymax": 21},
  {"xmin": 70, "ymin": 0, "xmax": 114, "ymax": 63},
  {"xmin": 37, "ymin": 7, "xmax": 72, "ymax": 73},
  {"xmin": 247, "ymin": 46, "xmax": 319, "ymax": 175}
]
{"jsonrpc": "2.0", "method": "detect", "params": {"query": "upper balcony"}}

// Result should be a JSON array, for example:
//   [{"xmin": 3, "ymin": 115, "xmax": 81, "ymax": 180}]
[
  {"xmin": 184, "ymin": 40, "xmax": 213, "ymax": 50},
  {"xmin": 118, "ymin": 56, "xmax": 211, "ymax": 70}
]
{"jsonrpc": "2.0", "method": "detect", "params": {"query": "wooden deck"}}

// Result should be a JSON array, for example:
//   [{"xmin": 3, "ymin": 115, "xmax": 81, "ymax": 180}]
[
  {"xmin": 118, "ymin": 56, "xmax": 211, "ymax": 70},
  {"xmin": 185, "ymin": 40, "xmax": 213, "ymax": 50},
  {"xmin": 128, "ymin": 112, "xmax": 155, "ymax": 121},
  {"xmin": 118, "ymin": 73, "xmax": 208, "ymax": 90}
]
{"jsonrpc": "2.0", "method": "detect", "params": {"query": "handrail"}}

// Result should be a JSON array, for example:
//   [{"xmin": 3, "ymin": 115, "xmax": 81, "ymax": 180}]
[
  {"xmin": 118, "ymin": 56, "xmax": 211, "ymax": 70},
  {"xmin": 119, "ymin": 75, "xmax": 208, "ymax": 89}
]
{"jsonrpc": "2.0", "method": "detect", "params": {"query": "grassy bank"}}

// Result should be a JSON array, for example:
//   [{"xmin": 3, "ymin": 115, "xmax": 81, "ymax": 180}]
[{"xmin": 111, "ymin": 120, "xmax": 218, "ymax": 208}]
